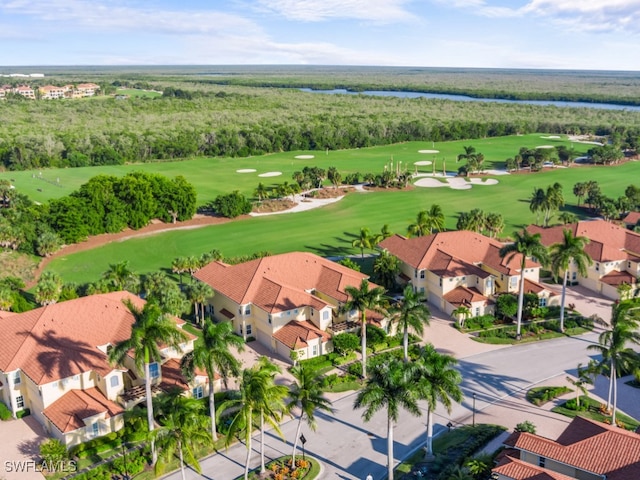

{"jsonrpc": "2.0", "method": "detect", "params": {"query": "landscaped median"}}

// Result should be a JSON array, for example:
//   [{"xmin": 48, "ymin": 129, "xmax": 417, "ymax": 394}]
[
  {"xmin": 233, "ymin": 456, "xmax": 321, "ymax": 480},
  {"xmin": 552, "ymin": 396, "xmax": 640, "ymax": 431}
]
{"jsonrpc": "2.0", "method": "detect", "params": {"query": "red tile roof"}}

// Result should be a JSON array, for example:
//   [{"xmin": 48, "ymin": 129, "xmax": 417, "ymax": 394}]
[
  {"xmin": 443, "ymin": 286, "xmax": 492, "ymax": 307},
  {"xmin": 504, "ymin": 416, "xmax": 640, "ymax": 480},
  {"xmin": 0, "ymin": 292, "xmax": 188, "ymax": 385},
  {"xmin": 273, "ymin": 320, "xmax": 331, "ymax": 349},
  {"xmin": 600, "ymin": 270, "xmax": 636, "ymax": 286},
  {"xmin": 42, "ymin": 387, "xmax": 123, "ymax": 434},
  {"xmin": 493, "ymin": 456, "xmax": 575, "ymax": 480},
  {"xmin": 379, "ymin": 232, "xmax": 537, "ymax": 277},
  {"xmin": 622, "ymin": 211, "xmax": 640, "ymax": 226},
  {"xmin": 194, "ymin": 252, "xmax": 372, "ymax": 314},
  {"xmin": 159, "ymin": 358, "xmax": 212, "ymax": 392},
  {"xmin": 523, "ymin": 279, "xmax": 558, "ymax": 296},
  {"xmin": 528, "ymin": 220, "xmax": 640, "ymax": 262}
]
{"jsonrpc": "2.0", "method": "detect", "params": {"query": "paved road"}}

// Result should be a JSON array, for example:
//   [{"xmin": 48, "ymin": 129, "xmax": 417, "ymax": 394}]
[{"xmin": 164, "ymin": 331, "xmax": 606, "ymax": 480}]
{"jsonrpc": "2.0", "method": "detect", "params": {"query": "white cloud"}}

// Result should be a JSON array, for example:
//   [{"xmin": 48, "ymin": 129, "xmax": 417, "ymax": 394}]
[
  {"xmin": 255, "ymin": 0, "xmax": 416, "ymax": 22},
  {"xmin": 0, "ymin": 0, "xmax": 259, "ymax": 35}
]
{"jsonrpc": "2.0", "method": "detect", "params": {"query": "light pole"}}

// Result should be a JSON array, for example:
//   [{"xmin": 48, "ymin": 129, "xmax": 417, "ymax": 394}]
[
  {"xmin": 121, "ymin": 443, "xmax": 129, "ymax": 480},
  {"xmin": 472, "ymin": 393, "xmax": 477, "ymax": 427},
  {"xmin": 299, "ymin": 434, "xmax": 307, "ymax": 461}
]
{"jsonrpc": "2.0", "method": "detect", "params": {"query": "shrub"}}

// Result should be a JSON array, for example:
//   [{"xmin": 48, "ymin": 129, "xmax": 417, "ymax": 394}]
[
  {"xmin": 347, "ymin": 362, "xmax": 362, "ymax": 377},
  {"xmin": 372, "ymin": 342, "xmax": 388, "ymax": 353},
  {"xmin": 514, "ymin": 421, "xmax": 536, "ymax": 434},
  {"xmin": 332, "ymin": 352, "xmax": 357, "ymax": 366},
  {"xmin": 40, "ymin": 439, "xmax": 68, "ymax": 464},
  {"xmin": 338, "ymin": 258, "xmax": 360, "ymax": 272},
  {"xmin": 16, "ymin": 408, "xmax": 30, "ymax": 419},
  {"xmin": 364, "ymin": 324, "xmax": 387, "ymax": 346},
  {"xmin": 0, "ymin": 401, "xmax": 12, "ymax": 420},
  {"xmin": 333, "ymin": 332, "xmax": 360, "ymax": 355},
  {"xmin": 212, "ymin": 191, "xmax": 252, "ymax": 218}
]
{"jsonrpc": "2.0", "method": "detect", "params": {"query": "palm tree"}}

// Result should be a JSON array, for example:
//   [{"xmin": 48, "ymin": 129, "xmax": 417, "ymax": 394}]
[
  {"xmin": 217, "ymin": 367, "xmax": 265, "ymax": 480},
  {"xmin": 380, "ymin": 223, "xmax": 394, "ymax": 240},
  {"xmin": 35, "ymin": 271, "xmax": 63, "ymax": 306},
  {"xmin": 373, "ymin": 249, "xmax": 400, "ymax": 290},
  {"xmin": 413, "ymin": 345, "xmax": 463, "ymax": 457},
  {"xmin": 466, "ymin": 208, "xmax": 486, "ymax": 234},
  {"xmin": 549, "ymin": 229, "xmax": 592, "ymax": 332},
  {"xmin": 143, "ymin": 271, "xmax": 172, "ymax": 300},
  {"xmin": 352, "ymin": 227, "xmax": 374, "ymax": 259},
  {"xmin": 389, "ymin": 285, "xmax": 430, "ymax": 362},
  {"xmin": 287, "ymin": 364, "xmax": 334, "ymax": 471},
  {"xmin": 565, "ymin": 362, "xmax": 596, "ymax": 409},
  {"xmin": 185, "ymin": 281, "xmax": 214, "ymax": 326},
  {"xmin": 587, "ymin": 301, "xmax": 640, "ymax": 425},
  {"xmin": 573, "ymin": 182, "xmax": 588, "ymax": 206},
  {"xmin": 254, "ymin": 182, "xmax": 268, "ymax": 202},
  {"xmin": 529, "ymin": 188, "xmax": 546, "ymax": 225},
  {"xmin": 102, "ymin": 260, "xmax": 139, "ymax": 292},
  {"xmin": 172, "ymin": 257, "xmax": 189, "ymax": 287},
  {"xmin": 153, "ymin": 389, "xmax": 212, "ymax": 480},
  {"xmin": 253, "ymin": 357, "xmax": 288, "ymax": 474},
  {"xmin": 0, "ymin": 286, "xmax": 13, "ymax": 311},
  {"xmin": 558, "ymin": 211, "xmax": 578, "ymax": 225},
  {"xmin": 499, "ymin": 230, "xmax": 549, "ymax": 340},
  {"xmin": 109, "ymin": 300, "xmax": 189, "ymax": 463},
  {"xmin": 451, "ymin": 305, "xmax": 471, "ymax": 329},
  {"xmin": 425, "ymin": 204, "xmax": 445, "ymax": 233},
  {"xmin": 543, "ymin": 183, "xmax": 564, "ymax": 227},
  {"xmin": 354, "ymin": 359, "xmax": 420, "ymax": 480},
  {"xmin": 180, "ymin": 320, "xmax": 243, "ymax": 442},
  {"xmin": 484, "ymin": 212, "xmax": 504, "ymax": 238},
  {"xmin": 343, "ymin": 279, "xmax": 388, "ymax": 378},
  {"xmin": 407, "ymin": 210, "xmax": 430, "ymax": 237}
]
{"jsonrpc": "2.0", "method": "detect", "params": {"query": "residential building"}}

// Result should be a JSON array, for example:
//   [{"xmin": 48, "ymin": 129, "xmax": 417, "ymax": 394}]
[
  {"xmin": 13, "ymin": 85, "xmax": 35, "ymax": 99},
  {"xmin": 528, "ymin": 219, "xmax": 640, "ymax": 299},
  {"xmin": 0, "ymin": 291, "xmax": 212, "ymax": 447},
  {"xmin": 493, "ymin": 416, "xmax": 640, "ymax": 480},
  {"xmin": 379, "ymin": 231, "xmax": 556, "ymax": 317},
  {"xmin": 194, "ymin": 252, "xmax": 386, "ymax": 362},
  {"xmin": 622, "ymin": 211, "xmax": 640, "ymax": 230},
  {"xmin": 76, "ymin": 83, "xmax": 100, "ymax": 97},
  {"xmin": 39, "ymin": 85, "xmax": 66, "ymax": 99}
]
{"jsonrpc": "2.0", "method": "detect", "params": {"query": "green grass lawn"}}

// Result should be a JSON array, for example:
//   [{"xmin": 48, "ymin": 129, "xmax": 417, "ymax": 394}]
[
  {"xmin": 0, "ymin": 133, "xmax": 591, "ymax": 204},
  {"xmin": 551, "ymin": 396, "xmax": 640, "ymax": 430}
]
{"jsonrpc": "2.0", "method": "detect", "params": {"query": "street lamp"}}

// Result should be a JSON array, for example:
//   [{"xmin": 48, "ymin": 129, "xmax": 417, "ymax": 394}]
[
  {"xmin": 299, "ymin": 434, "xmax": 307, "ymax": 461},
  {"xmin": 121, "ymin": 443, "xmax": 129, "ymax": 480},
  {"xmin": 472, "ymin": 393, "xmax": 477, "ymax": 427}
]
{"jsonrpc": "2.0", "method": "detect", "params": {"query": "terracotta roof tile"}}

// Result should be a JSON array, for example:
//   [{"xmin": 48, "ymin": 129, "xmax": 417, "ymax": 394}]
[
  {"xmin": 159, "ymin": 358, "xmax": 213, "ymax": 392},
  {"xmin": 504, "ymin": 416, "xmax": 640, "ymax": 480},
  {"xmin": 444, "ymin": 286, "xmax": 492, "ymax": 307},
  {"xmin": 493, "ymin": 456, "xmax": 575, "ymax": 480},
  {"xmin": 523, "ymin": 279, "xmax": 557, "ymax": 296},
  {"xmin": 379, "ymin": 232, "xmax": 536, "ymax": 277},
  {"xmin": 42, "ymin": 387, "xmax": 123, "ymax": 434},
  {"xmin": 273, "ymin": 320, "xmax": 331, "ymax": 349},
  {"xmin": 622, "ymin": 211, "xmax": 640, "ymax": 225},
  {"xmin": 195, "ymin": 252, "xmax": 372, "ymax": 314},
  {"xmin": 600, "ymin": 270, "xmax": 636, "ymax": 286}
]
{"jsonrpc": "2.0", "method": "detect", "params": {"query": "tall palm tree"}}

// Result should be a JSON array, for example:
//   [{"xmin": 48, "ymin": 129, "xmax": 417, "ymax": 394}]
[
  {"xmin": 407, "ymin": 210, "xmax": 430, "ymax": 237},
  {"xmin": 389, "ymin": 285, "xmax": 430, "ymax": 362},
  {"xmin": 185, "ymin": 281, "xmax": 214, "ymax": 326},
  {"xmin": 254, "ymin": 182, "xmax": 268, "ymax": 202},
  {"xmin": 484, "ymin": 212, "xmax": 504, "ymax": 238},
  {"xmin": 109, "ymin": 300, "xmax": 188, "ymax": 463},
  {"xmin": 287, "ymin": 364, "xmax": 334, "ymax": 470},
  {"xmin": 380, "ymin": 223, "xmax": 394, "ymax": 240},
  {"xmin": 153, "ymin": 389, "xmax": 212, "ymax": 480},
  {"xmin": 451, "ymin": 305, "xmax": 471, "ymax": 329},
  {"xmin": 253, "ymin": 357, "xmax": 288, "ymax": 474},
  {"xmin": 425, "ymin": 204, "xmax": 445, "ymax": 234},
  {"xmin": 499, "ymin": 230, "xmax": 549, "ymax": 340},
  {"xmin": 549, "ymin": 229, "xmax": 592, "ymax": 332},
  {"xmin": 35, "ymin": 271, "xmax": 63, "ymax": 306},
  {"xmin": 217, "ymin": 367, "xmax": 265, "ymax": 480},
  {"xmin": 180, "ymin": 320, "xmax": 244, "ymax": 442},
  {"xmin": 529, "ymin": 188, "xmax": 546, "ymax": 225},
  {"xmin": 587, "ymin": 301, "xmax": 640, "ymax": 425},
  {"xmin": 413, "ymin": 345, "xmax": 463, "ymax": 457},
  {"xmin": 102, "ymin": 260, "xmax": 139, "ymax": 292},
  {"xmin": 373, "ymin": 249, "xmax": 400, "ymax": 290},
  {"xmin": 343, "ymin": 279, "xmax": 388, "ymax": 378},
  {"xmin": 353, "ymin": 227, "xmax": 374, "ymax": 259},
  {"xmin": 354, "ymin": 359, "xmax": 420, "ymax": 480},
  {"xmin": 171, "ymin": 257, "xmax": 189, "ymax": 287}
]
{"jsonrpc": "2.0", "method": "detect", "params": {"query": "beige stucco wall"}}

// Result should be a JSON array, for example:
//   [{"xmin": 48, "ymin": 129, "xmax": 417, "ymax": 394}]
[{"xmin": 60, "ymin": 413, "xmax": 125, "ymax": 448}]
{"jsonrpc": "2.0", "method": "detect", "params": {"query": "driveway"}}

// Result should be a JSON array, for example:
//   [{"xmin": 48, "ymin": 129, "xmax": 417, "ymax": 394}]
[{"xmin": 0, "ymin": 416, "xmax": 47, "ymax": 480}]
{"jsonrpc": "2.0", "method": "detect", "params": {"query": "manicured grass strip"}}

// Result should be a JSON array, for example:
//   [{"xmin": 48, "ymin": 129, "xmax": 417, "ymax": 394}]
[
  {"xmin": 526, "ymin": 386, "xmax": 572, "ymax": 406},
  {"xmin": 551, "ymin": 396, "xmax": 640, "ymax": 430}
]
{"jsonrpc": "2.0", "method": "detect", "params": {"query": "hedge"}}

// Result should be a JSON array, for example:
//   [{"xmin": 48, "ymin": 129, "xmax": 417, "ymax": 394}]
[{"xmin": 0, "ymin": 401, "xmax": 12, "ymax": 420}]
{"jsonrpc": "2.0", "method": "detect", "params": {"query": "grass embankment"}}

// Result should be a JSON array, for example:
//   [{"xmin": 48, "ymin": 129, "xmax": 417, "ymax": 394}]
[{"xmin": 552, "ymin": 396, "xmax": 640, "ymax": 430}]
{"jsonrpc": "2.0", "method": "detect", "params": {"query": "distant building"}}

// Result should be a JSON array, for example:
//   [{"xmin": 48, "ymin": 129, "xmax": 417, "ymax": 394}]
[
  {"xmin": 76, "ymin": 83, "xmax": 100, "ymax": 97},
  {"xmin": 13, "ymin": 85, "xmax": 35, "ymax": 99},
  {"xmin": 39, "ymin": 85, "xmax": 66, "ymax": 99}
]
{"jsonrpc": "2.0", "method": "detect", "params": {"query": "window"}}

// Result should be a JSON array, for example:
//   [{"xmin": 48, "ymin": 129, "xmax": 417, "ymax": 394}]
[
  {"xmin": 110, "ymin": 376, "xmax": 119, "ymax": 388},
  {"xmin": 311, "ymin": 308, "xmax": 315, "ymax": 316},
  {"xmin": 414, "ymin": 269, "xmax": 418, "ymax": 279},
  {"xmin": 149, "ymin": 363, "xmax": 160, "ymax": 379},
  {"xmin": 539, "ymin": 297, "xmax": 547, "ymax": 307},
  {"xmin": 193, "ymin": 385, "xmax": 204, "ymax": 399},
  {"xmin": 294, "ymin": 309, "xmax": 299, "ymax": 314},
  {"xmin": 322, "ymin": 310, "xmax": 329, "ymax": 320},
  {"xmin": 268, "ymin": 314, "xmax": 272, "ymax": 325},
  {"xmin": 16, "ymin": 395, "xmax": 24, "ymax": 409},
  {"xmin": 510, "ymin": 277, "xmax": 517, "ymax": 287},
  {"xmin": 287, "ymin": 311, "xmax": 291, "ymax": 316},
  {"xmin": 420, "ymin": 270, "xmax": 425, "ymax": 279},
  {"xmin": 628, "ymin": 262, "xmax": 631, "ymax": 269},
  {"xmin": 538, "ymin": 457, "xmax": 546, "ymax": 468},
  {"xmin": 572, "ymin": 272, "xmax": 577, "ymax": 281},
  {"xmin": 462, "ymin": 276, "xmax": 466, "ymax": 281},
  {"xmin": 51, "ymin": 381, "xmax": 58, "ymax": 389},
  {"xmin": 12, "ymin": 371, "xmax": 20, "ymax": 385},
  {"xmin": 439, "ymin": 278, "xmax": 442, "ymax": 287},
  {"xmin": 595, "ymin": 263, "xmax": 600, "ymax": 272},
  {"xmin": 73, "ymin": 375, "xmax": 80, "ymax": 381},
  {"xmin": 350, "ymin": 309, "xmax": 357, "ymax": 318},
  {"xmin": 312, "ymin": 344, "xmax": 318, "ymax": 356},
  {"xmin": 244, "ymin": 305, "xmax": 251, "ymax": 315},
  {"xmin": 419, "ymin": 287, "xmax": 425, "ymax": 294},
  {"xmin": 475, "ymin": 307, "xmax": 480, "ymax": 317},
  {"xmin": 91, "ymin": 422, "xmax": 99, "ymax": 438},
  {"xmin": 246, "ymin": 324, "xmax": 252, "ymax": 336}
]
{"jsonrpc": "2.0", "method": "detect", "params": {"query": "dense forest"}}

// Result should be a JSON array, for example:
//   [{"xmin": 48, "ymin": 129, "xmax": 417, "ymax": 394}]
[{"xmin": 2, "ymin": 81, "xmax": 640, "ymax": 171}]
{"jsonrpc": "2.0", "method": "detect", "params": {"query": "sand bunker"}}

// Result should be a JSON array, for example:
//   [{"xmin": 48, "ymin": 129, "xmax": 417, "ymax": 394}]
[
  {"xmin": 258, "ymin": 172, "xmax": 282, "ymax": 177},
  {"xmin": 414, "ymin": 161, "xmax": 433, "ymax": 166},
  {"xmin": 536, "ymin": 145, "xmax": 555, "ymax": 149},
  {"xmin": 295, "ymin": 155, "xmax": 315, "ymax": 159},
  {"xmin": 418, "ymin": 149, "xmax": 440, "ymax": 154},
  {"xmin": 540, "ymin": 135, "xmax": 561, "ymax": 139},
  {"xmin": 414, "ymin": 176, "xmax": 499, "ymax": 190},
  {"xmin": 236, "ymin": 169, "xmax": 257, "ymax": 173}
]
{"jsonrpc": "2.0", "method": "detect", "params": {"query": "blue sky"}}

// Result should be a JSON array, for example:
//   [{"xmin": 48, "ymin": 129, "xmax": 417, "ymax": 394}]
[{"xmin": 1, "ymin": 0, "xmax": 639, "ymax": 70}]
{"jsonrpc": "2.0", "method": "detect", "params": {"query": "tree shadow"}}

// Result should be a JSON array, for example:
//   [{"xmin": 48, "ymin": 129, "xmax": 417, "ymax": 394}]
[{"xmin": 17, "ymin": 437, "xmax": 41, "ymax": 458}]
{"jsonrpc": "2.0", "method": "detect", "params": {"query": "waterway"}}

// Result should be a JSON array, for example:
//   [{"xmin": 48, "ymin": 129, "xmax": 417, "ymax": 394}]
[{"xmin": 299, "ymin": 88, "xmax": 640, "ymax": 111}]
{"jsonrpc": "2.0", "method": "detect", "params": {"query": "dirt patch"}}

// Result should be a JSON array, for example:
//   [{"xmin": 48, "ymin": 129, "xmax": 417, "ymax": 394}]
[
  {"xmin": 252, "ymin": 199, "xmax": 296, "ymax": 213},
  {"xmin": 307, "ymin": 187, "xmax": 355, "ymax": 199},
  {"xmin": 0, "ymin": 250, "xmax": 38, "ymax": 284}
]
